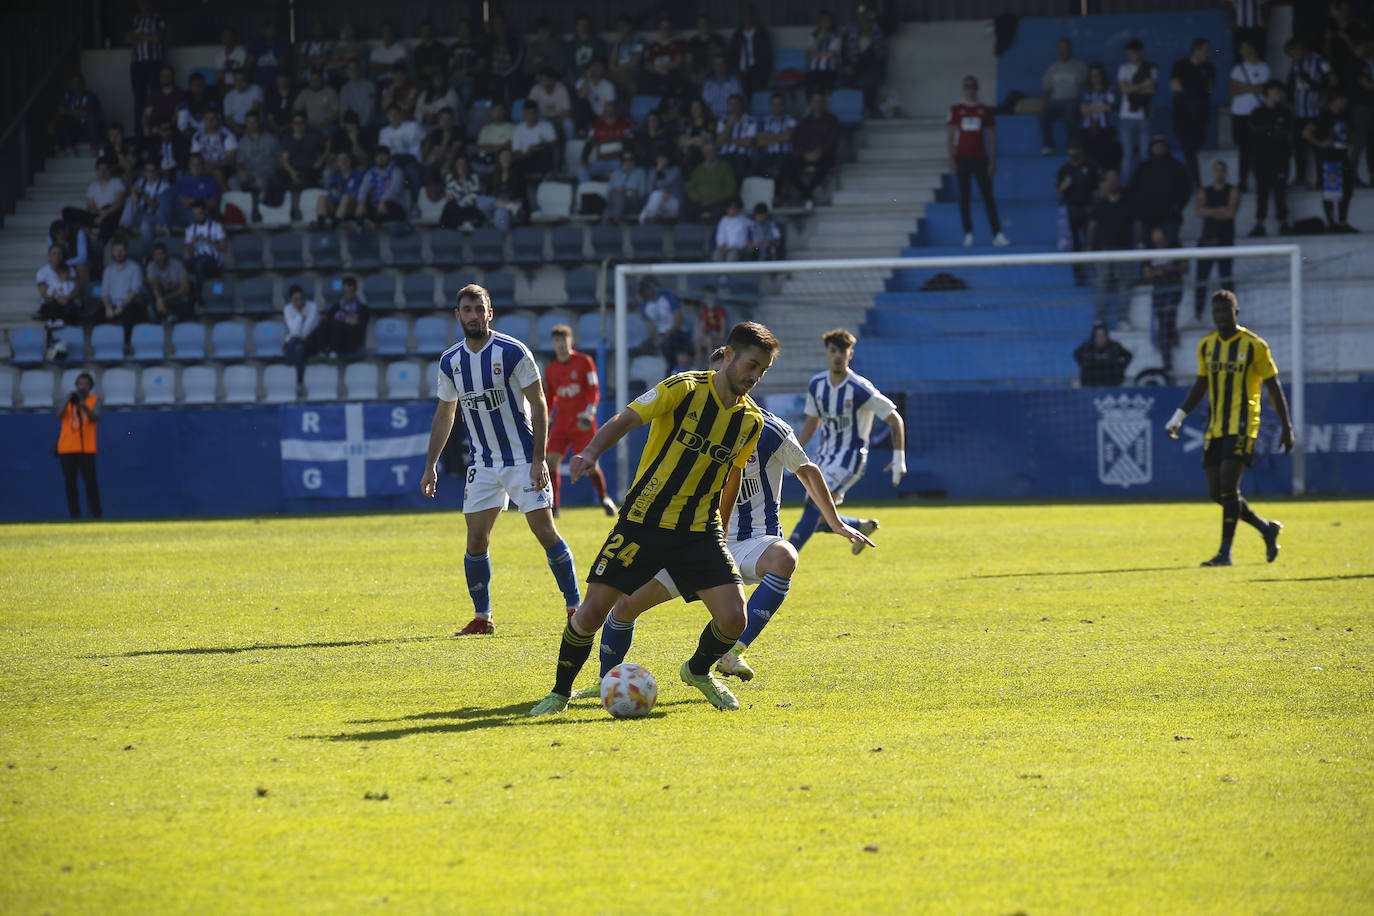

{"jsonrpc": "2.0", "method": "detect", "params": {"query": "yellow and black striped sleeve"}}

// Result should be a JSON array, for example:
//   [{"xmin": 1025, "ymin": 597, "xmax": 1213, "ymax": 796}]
[{"xmin": 626, "ymin": 372, "xmax": 699, "ymax": 423}]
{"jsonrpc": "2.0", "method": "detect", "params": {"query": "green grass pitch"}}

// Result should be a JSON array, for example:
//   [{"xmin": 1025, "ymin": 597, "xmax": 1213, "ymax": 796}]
[{"xmin": 2, "ymin": 500, "xmax": 1371, "ymax": 914}]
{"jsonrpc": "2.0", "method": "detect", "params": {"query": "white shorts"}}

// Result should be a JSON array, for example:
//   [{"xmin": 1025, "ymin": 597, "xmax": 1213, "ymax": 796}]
[
  {"xmin": 462, "ymin": 463, "xmax": 554, "ymax": 514},
  {"xmin": 818, "ymin": 458, "xmax": 866, "ymax": 505},
  {"xmin": 652, "ymin": 534, "xmax": 783, "ymax": 599}
]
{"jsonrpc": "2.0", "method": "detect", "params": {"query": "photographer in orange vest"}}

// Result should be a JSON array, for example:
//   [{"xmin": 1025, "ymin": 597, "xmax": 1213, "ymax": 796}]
[{"xmin": 57, "ymin": 371, "xmax": 102, "ymax": 519}]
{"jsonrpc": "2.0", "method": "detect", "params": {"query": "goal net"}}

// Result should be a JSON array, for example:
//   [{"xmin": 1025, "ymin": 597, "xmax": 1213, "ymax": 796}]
[{"xmin": 605, "ymin": 244, "xmax": 1352, "ymax": 500}]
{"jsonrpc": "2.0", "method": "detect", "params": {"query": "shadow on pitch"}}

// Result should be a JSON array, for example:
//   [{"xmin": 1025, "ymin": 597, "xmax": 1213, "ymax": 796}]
[
  {"xmin": 307, "ymin": 700, "xmax": 697, "ymax": 741},
  {"xmin": 1251, "ymin": 572, "xmax": 1374, "ymax": 583},
  {"xmin": 88, "ymin": 635, "xmax": 444, "ymax": 659},
  {"xmin": 968, "ymin": 565, "xmax": 1197, "ymax": 579}
]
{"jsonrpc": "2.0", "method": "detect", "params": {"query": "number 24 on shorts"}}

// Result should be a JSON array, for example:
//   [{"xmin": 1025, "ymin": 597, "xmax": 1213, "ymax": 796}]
[{"xmin": 596, "ymin": 533, "xmax": 640, "ymax": 574}]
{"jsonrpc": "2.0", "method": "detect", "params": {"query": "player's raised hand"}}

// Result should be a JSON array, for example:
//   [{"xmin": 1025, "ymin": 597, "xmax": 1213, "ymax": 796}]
[
  {"xmin": 832, "ymin": 520, "xmax": 877, "ymax": 549},
  {"xmin": 568, "ymin": 452, "xmax": 591, "ymax": 483},
  {"xmin": 421, "ymin": 467, "xmax": 438, "ymax": 498},
  {"xmin": 1278, "ymin": 425, "xmax": 1296, "ymax": 454},
  {"xmin": 530, "ymin": 462, "xmax": 550, "ymax": 492}
]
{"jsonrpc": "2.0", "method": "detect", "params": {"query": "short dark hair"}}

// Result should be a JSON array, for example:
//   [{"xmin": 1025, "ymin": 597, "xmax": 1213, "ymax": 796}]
[
  {"xmin": 152, "ymin": 241, "xmax": 168, "ymax": 253},
  {"xmin": 753, "ymin": 202, "xmax": 771, "ymax": 216},
  {"xmin": 1211, "ymin": 289, "xmax": 1238, "ymax": 310},
  {"xmin": 456, "ymin": 282, "xmax": 491, "ymax": 310},
  {"xmin": 771, "ymin": 92, "xmax": 784, "ymax": 103},
  {"xmin": 709, "ymin": 346, "xmax": 728, "ymax": 364},
  {"xmin": 76, "ymin": 372, "xmax": 95, "ymax": 386},
  {"xmin": 1125, "ymin": 39, "xmax": 1144, "ymax": 52},
  {"xmin": 823, "ymin": 328, "xmax": 856, "ymax": 350},
  {"xmin": 1190, "ymin": 37, "xmax": 1210, "ymax": 52},
  {"xmin": 725, "ymin": 321, "xmax": 780, "ymax": 356},
  {"xmin": 551, "ymin": 324, "xmax": 573, "ymax": 339},
  {"xmin": 342, "ymin": 276, "xmax": 357, "ymax": 289},
  {"xmin": 1263, "ymin": 79, "xmax": 1285, "ymax": 93},
  {"xmin": 288, "ymin": 284, "xmax": 305, "ymax": 298}
]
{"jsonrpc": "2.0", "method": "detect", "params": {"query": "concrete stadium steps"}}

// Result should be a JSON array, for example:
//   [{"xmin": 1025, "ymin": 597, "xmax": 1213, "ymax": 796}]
[{"xmin": 0, "ymin": 153, "xmax": 100, "ymax": 325}]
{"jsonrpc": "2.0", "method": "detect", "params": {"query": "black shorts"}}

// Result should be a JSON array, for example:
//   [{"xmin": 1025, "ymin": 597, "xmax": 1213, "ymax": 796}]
[
  {"xmin": 1203, "ymin": 435, "xmax": 1255, "ymax": 469},
  {"xmin": 587, "ymin": 518, "xmax": 742, "ymax": 598}
]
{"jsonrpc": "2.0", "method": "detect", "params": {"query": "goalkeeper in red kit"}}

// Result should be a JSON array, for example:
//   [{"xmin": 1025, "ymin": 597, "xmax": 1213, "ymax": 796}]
[{"xmin": 545, "ymin": 324, "xmax": 617, "ymax": 517}]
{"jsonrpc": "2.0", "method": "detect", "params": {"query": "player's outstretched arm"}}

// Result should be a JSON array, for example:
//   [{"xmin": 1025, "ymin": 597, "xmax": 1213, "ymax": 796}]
[
  {"xmin": 881, "ymin": 409, "xmax": 907, "ymax": 486},
  {"xmin": 1263, "ymin": 376, "xmax": 1296, "ymax": 453},
  {"xmin": 1166, "ymin": 377, "xmax": 1209, "ymax": 439},
  {"xmin": 794, "ymin": 462, "xmax": 877, "ymax": 548},
  {"xmin": 421, "ymin": 400, "xmax": 458, "ymax": 498},
  {"xmin": 523, "ymin": 379, "xmax": 551, "ymax": 491},
  {"xmin": 570, "ymin": 409, "xmax": 644, "ymax": 482}
]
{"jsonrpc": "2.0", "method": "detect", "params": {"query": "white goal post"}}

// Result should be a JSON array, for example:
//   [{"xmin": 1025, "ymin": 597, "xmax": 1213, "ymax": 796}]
[{"xmin": 613, "ymin": 244, "xmax": 1305, "ymax": 496}]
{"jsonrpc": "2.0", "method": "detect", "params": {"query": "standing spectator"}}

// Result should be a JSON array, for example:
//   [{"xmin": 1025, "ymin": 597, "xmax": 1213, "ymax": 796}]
[
  {"xmin": 638, "ymin": 151, "xmax": 684, "ymax": 222},
  {"xmin": 1285, "ymin": 38, "xmax": 1334, "ymax": 187},
  {"xmin": 125, "ymin": 0, "xmax": 166, "ymax": 138},
  {"xmin": 161, "ymin": 153, "xmax": 219, "ymax": 228},
  {"xmin": 712, "ymin": 198, "xmax": 752, "ymax": 261},
  {"xmin": 411, "ymin": 21, "xmax": 448, "ymax": 83},
  {"xmin": 678, "ymin": 97, "xmax": 718, "ymax": 172},
  {"xmin": 1229, "ymin": 38, "xmax": 1271, "ymax": 190},
  {"xmin": 702, "ymin": 54, "xmax": 742, "ymax": 122},
  {"xmin": 1170, "ymin": 38, "xmax": 1217, "ymax": 187},
  {"xmin": 340, "ymin": 60, "xmax": 378, "ymax": 129},
  {"xmin": 369, "ymin": 22, "xmax": 409, "ymax": 91},
  {"xmin": 1056, "ymin": 143, "xmax": 1099, "ymax": 282},
  {"xmin": 63, "ymin": 159, "xmax": 126, "ymax": 243},
  {"xmin": 278, "ymin": 112, "xmax": 327, "ymax": 217},
  {"xmin": 355, "ymin": 146, "xmax": 409, "ymax": 226},
  {"xmin": 609, "ymin": 15, "xmax": 645, "ymax": 96},
  {"xmin": 1194, "ymin": 160, "xmax": 1241, "ymax": 320},
  {"xmin": 747, "ymin": 202, "xmax": 784, "ymax": 260},
  {"xmin": 1087, "ymin": 169, "xmax": 1135, "ymax": 327},
  {"xmin": 422, "ymin": 108, "xmax": 465, "ymax": 185},
  {"xmin": 145, "ymin": 241, "xmax": 193, "ymax": 322},
  {"xmin": 191, "ymin": 109, "xmax": 238, "ymax": 190},
  {"xmin": 947, "ymin": 75, "xmax": 1010, "ymax": 247},
  {"xmin": 263, "ymin": 70, "xmax": 297, "ymax": 136},
  {"xmin": 604, "ymin": 152, "xmax": 647, "ymax": 223},
  {"xmin": 440, "ymin": 155, "xmax": 484, "ymax": 229},
  {"xmin": 842, "ymin": 2, "xmax": 887, "ymax": 116},
  {"xmin": 1322, "ymin": 1, "xmax": 1361, "ymax": 94},
  {"xmin": 566, "ymin": 13, "xmax": 608, "ymax": 82},
  {"xmin": 120, "ymin": 160, "xmax": 170, "ymax": 239},
  {"xmin": 56, "ymin": 372, "xmax": 102, "ymax": 520},
  {"xmin": 415, "ymin": 71, "xmax": 458, "ymax": 128},
  {"xmin": 381, "ymin": 62, "xmax": 419, "ymax": 120},
  {"xmin": 1303, "ymin": 88, "xmax": 1357, "ymax": 231},
  {"xmin": 729, "ymin": 3, "xmax": 774, "ymax": 97},
  {"xmin": 222, "ymin": 70, "xmax": 265, "ymax": 136},
  {"xmin": 141, "ymin": 65, "xmax": 183, "ymax": 137},
  {"xmin": 529, "ymin": 68, "xmax": 576, "ymax": 139},
  {"xmin": 512, "ymin": 104, "xmax": 558, "ymax": 174},
  {"xmin": 480, "ymin": 149, "xmax": 526, "ymax": 230},
  {"xmin": 1079, "ymin": 63, "xmax": 1120, "ymax": 172},
  {"xmin": 474, "ymin": 102, "xmax": 515, "ymax": 172},
  {"xmin": 247, "ymin": 21, "xmax": 292, "ymax": 89},
  {"xmin": 755, "ymin": 92, "xmax": 798, "ymax": 188},
  {"xmin": 643, "ymin": 16, "xmax": 689, "ymax": 98},
  {"xmin": 693, "ymin": 285, "xmax": 728, "ymax": 366},
  {"xmin": 1128, "ymin": 135, "xmax": 1192, "ymax": 244},
  {"xmin": 100, "ymin": 238, "xmax": 147, "ymax": 344},
  {"xmin": 1351, "ymin": 34, "xmax": 1374, "ymax": 186},
  {"xmin": 795, "ymin": 91, "xmax": 840, "ymax": 209},
  {"xmin": 215, "ymin": 29, "xmax": 249, "ymax": 86},
  {"xmin": 297, "ymin": 19, "xmax": 336, "ymax": 87},
  {"xmin": 1225, "ymin": 0, "xmax": 1272, "ymax": 62},
  {"xmin": 282, "ymin": 284, "xmax": 322, "ymax": 387},
  {"xmin": 807, "ymin": 10, "xmax": 844, "ymax": 97},
  {"xmin": 1117, "ymin": 39, "xmax": 1159, "ymax": 180},
  {"xmin": 580, "ymin": 101, "xmax": 632, "ymax": 180},
  {"xmin": 51, "ymin": 74, "xmax": 102, "ymax": 155},
  {"xmin": 318, "ymin": 277, "xmax": 370, "ymax": 357},
  {"xmin": 1074, "ymin": 323, "xmax": 1132, "ymax": 387},
  {"xmin": 1040, "ymin": 39, "xmax": 1087, "ymax": 155},
  {"xmin": 143, "ymin": 118, "xmax": 188, "ymax": 178},
  {"xmin": 317, "ymin": 151, "xmax": 365, "ymax": 226},
  {"xmin": 685, "ymin": 140, "xmax": 737, "ymax": 220},
  {"xmin": 575, "ymin": 60, "xmax": 617, "ymax": 135},
  {"xmin": 1140, "ymin": 226, "xmax": 1186, "ymax": 373},
  {"xmin": 176, "ymin": 72, "xmax": 214, "ymax": 138},
  {"xmin": 447, "ymin": 19, "xmax": 483, "ymax": 111},
  {"xmin": 294, "ymin": 69, "xmax": 341, "ymax": 132},
  {"xmin": 717, "ymin": 94, "xmax": 757, "ymax": 181},
  {"xmin": 231, "ymin": 111, "xmax": 282, "ymax": 220},
  {"xmin": 687, "ymin": 15, "xmax": 727, "ymax": 88},
  {"xmin": 522, "ymin": 19, "xmax": 564, "ymax": 87},
  {"xmin": 1248, "ymin": 80, "xmax": 1293, "ymax": 236},
  {"xmin": 183, "ymin": 201, "xmax": 227, "ymax": 284},
  {"xmin": 35, "ymin": 245, "xmax": 81, "ymax": 325},
  {"xmin": 636, "ymin": 278, "xmax": 691, "ymax": 363}
]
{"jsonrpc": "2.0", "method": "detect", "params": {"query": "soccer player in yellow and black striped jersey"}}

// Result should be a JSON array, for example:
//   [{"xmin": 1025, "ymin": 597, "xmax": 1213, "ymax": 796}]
[
  {"xmin": 1165, "ymin": 290, "xmax": 1295, "ymax": 566},
  {"xmin": 529, "ymin": 322, "xmax": 778, "ymax": 715}
]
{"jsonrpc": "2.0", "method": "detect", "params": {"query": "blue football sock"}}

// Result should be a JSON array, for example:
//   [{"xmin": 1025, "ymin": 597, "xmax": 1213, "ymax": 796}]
[
  {"xmin": 740, "ymin": 573, "xmax": 791, "ymax": 647},
  {"xmin": 598, "ymin": 614, "xmax": 636, "ymax": 677},
  {"xmin": 464, "ymin": 551, "xmax": 492, "ymax": 619},
  {"xmin": 788, "ymin": 500, "xmax": 825, "ymax": 551},
  {"xmin": 545, "ymin": 539, "xmax": 581, "ymax": 608}
]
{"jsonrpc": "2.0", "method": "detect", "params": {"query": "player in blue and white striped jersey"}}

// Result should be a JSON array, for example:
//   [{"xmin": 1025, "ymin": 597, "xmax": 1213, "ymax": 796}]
[
  {"xmin": 568, "ymin": 347, "xmax": 874, "ymax": 693},
  {"xmin": 788, "ymin": 327, "xmax": 906, "ymax": 556},
  {"xmin": 421, "ymin": 283, "xmax": 582, "ymax": 635}
]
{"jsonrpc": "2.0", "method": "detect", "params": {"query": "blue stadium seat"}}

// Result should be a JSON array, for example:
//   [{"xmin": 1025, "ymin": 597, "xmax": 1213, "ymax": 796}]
[
  {"xmin": 347, "ymin": 233, "xmax": 382, "ymax": 271},
  {"xmin": 590, "ymin": 225, "xmax": 624, "ymax": 261},
  {"xmin": 484, "ymin": 271, "xmax": 515, "ymax": 305},
  {"xmin": 141, "ymin": 365, "xmax": 176, "ymax": 405},
  {"xmin": 223, "ymin": 364, "xmax": 259, "ymax": 403},
  {"xmin": 373, "ymin": 316, "xmax": 410, "ymax": 356},
  {"xmin": 509, "ymin": 98, "xmax": 525, "ymax": 121},
  {"xmin": 53, "ymin": 325, "xmax": 85, "ymax": 360},
  {"xmin": 130, "ymin": 323, "xmax": 165, "ymax": 361},
  {"xmin": 771, "ymin": 48, "xmax": 807, "ymax": 85},
  {"xmin": 202, "ymin": 277, "xmax": 235, "ymax": 315},
  {"xmin": 269, "ymin": 233, "xmax": 305, "ymax": 270},
  {"xmin": 363, "ymin": 273, "xmax": 397, "ymax": 309},
  {"xmin": 830, "ymin": 88, "xmax": 864, "ymax": 127},
  {"xmin": 551, "ymin": 225, "xmax": 586, "ymax": 264},
  {"xmin": 211, "ymin": 322, "xmax": 247, "ymax": 359},
  {"xmin": 229, "ymin": 234, "xmax": 264, "ymax": 271},
  {"xmin": 101, "ymin": 367, "xmax": 137, "ymax": 406},
  {"xmin": 91, "ymin": 324, "xmax": 125, "ymax": 362},
  {"xmin": 565, "ymin": 269, "xmax": 599, "ymax": 307},
  {"xmin": 630, "ymin": 224, "xmax": 666, "ymax": 261},
  {"xmin": 413, "ymin": 315, "xmax": 453, "ymax": 354},
  {"xmin": 239, "ymin": 275, "xmax": 276, "ymax": 316},
  {"xmin": 307, "ymin": 231, "xmax": 343, "ymax": 269},
  {"xmin": 181, "ymin": 365, "xmax": 218, "ymax": 404},
  {"xmin": 750, "ymin": 90, "xmax": 773, "ymax": 120},
  {"xmin": 511, "ymin": 226, "xmax": 546, "ymax": 265},
  {"xmin": 443, "ymin": 271, "xmax": 481, "ymax": 301},
  {"xmin": 262, "ymin": 364, "xmax": 295, "ymax": 403},
  {"xmin": 534, "ymin": 311, "xmax": 575, "ymax": 349},
  {"xmin": 322, "ymin": 275, "xmax": 347, "ymax": 303},
  {"xmin": 18, "ymin": 368, "xmax": 55, "ymax": 407},
  {"xmin": 171, "ymin": 322, "xmax": 207, "ymax": 360},
  {"xmin": 466, "ymin": 99, "xmax": 493, "ymax": 140},
  {"xmin": 344, "ymin": 362, "xmax": 380, "ymax": 400},
  {"xmin": 9, "ymin": 325, "xmax": 47, "ymax": 364},
  {"xmin": 671, "ymin": 222, "xmax": 709, "ymax": 261},
  {"xmin": 431, "ymin": 229, "xmax": 465, "ymax": 266},
  {"xmin": 386, "ymin": 361, "xmax": 423, "ymax": 399},
  {"xmin": 575, "ymin": 311, "xmax": 603, "ymax": 347},
  {"xmin": 401, "ymin": 273, "xmax": 437, "ymax": 310},
  {"xmin": 251, "ymin": 320, "xmax": 286, "ymax": 357},
  {"xmin": 630, "ymin": 95, "xmax": 662, "ymax": 123},
  {"xmin": 389, "ymin": 232, "xmax": 424, "ymax": 268},
  {"xmin": 190, "ymin": 66, "xmax": 217, "ymax": 86},
  {"xmin": 469, "ymin": 227, "xmax": 505, "ymax": 265}
]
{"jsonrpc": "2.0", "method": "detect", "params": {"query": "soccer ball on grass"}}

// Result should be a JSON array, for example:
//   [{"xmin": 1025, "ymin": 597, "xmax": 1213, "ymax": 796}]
[{"xmin": 600, "ymin": 663, "xmax": 657, "ymax": 719}]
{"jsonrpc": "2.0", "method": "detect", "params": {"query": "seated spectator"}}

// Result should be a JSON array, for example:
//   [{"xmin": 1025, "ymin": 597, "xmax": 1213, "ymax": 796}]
[
  {"xmin": 794, "ymin": 91, "xmax": 839, "ymax": 208},
  {"xmin": 415, "ymin": 70, "xmax": 458, "ymax": 127},
  {"xmin": 232, "ymin": 111, "xmax": 283, "ymax": 220},
  {"xmin": 278, "ymin": 112, "xmax": 327, "ymax": 217},
  {"xmin": 632, "ymin": 109, "xmax": 675, "ymax": 166},
  {"xmin": 748, "ymin": 202, "xmax": 783, "ymax": 259},
  {"xmin": 522, "ymin": 19, "xmax": 564, "ymax": 87},
  {"xmin": 282, "ymin": 284, "xmax": 322, "ymax": 387},
  {"xmin": 712, "ymin": 198, "xmax": 753, "ymax": 260},
  {"xmin": 566, "ymin": 13, "xmax": 607, "ymax": 83},
  {"xmin": 141, "ymin": 65, "xmax": 184, "ymax": 137},
  {"xmin": 339, "ymin": 59, "xmax": 378, "ymax": 129},
  {"xmin": 604, "ymin": 151, "xmax": 647, "ymax": 223},
  {"xmin": 222, "ymin": 69, "xmax": 265, "ymax": 136},
  {"xmin": 378, "ymin": 104, "xmax": 424, "ymax": 202},
  {"xmin": 120, "ymin": 160, "xmax": 170, "ymax": 239},
  {"xmin": 411, "ymin": 21, "xmax": 447, "ymax": 84},
  {"xmin": 446, "ymin": 19, "xmax": 482, "ymax": 111},
  {"xmin": 176, "ymin": 72, "xmax": 215, "ymax": 138},
  {"xmin": 1128, "ymin": 135, "xmax": 1191, "ymax": 244},
  {"xmin": 580, "ymin": 101, "xmax": 632, "ymax": 180},
  {"xmin": 381, "ymin": 62, "xmax": 418, "ymax": 120},
  {"xmin": 49, "ymin": 219, "xmax": 92, "ymax": 290},
  {"xmin": 701, "ymin": 54, "xmax": 742, "ymax": 122},
  {"xmin": 369, "ymin": 22, "xmax": 409, "ymax": 91},
  {"xmin": 686, "ymin": 140, "xmax": 737, "ymax": 220},
  {"xmin": 643, "ymin": 16, "xmax": 689, "ymax": 98},
  {"xmin": 1039, "ymin": 39, "xmax": 1087, "ymax": 155},
  {"xmin": 480, "ymin": 149, "xmax": 525, "ymax": 230},
  {"xmin": 328, "ymin": 110, "xmax": 370, "ymax": 163},
  {"xmin": 191, "ymin": 109, "xmax": 238, "ymax": 188},
  {"xmin": 1074, "ymin": 323, "xmax": 1132, "ymax": 386},
  {"xmin": 161, "ymin": 153, "xmax": 219, "ymax": 229},
  {"xmin": 100, "ymin": 237, "xmax": 147, "ymax": 343},
  {"xmin": 575, "ymin": 60, "xmax": 618, "ymax": 134},
  {"xmin": 62, "ymin": 159, "xmax": 126, "ymax": 243},
  {"xmin": 263, "ymin": 70, "xmax": 297, "ymax": 135},
  {"xmin": 440, "ymin": 155, "xmax": 484, "ymax": 229},
  {"xmin": 1087, "ymin": 169, "xmax": 1134, "ymax": 327},
  {"xmin": 637, "ymin": 278, "xmax": 692, "ymax": 363},
  {"xmin": 1056, "ymin": 142, "xmax": 1100, "ymax": 278},
  {"xmin": 142, "ymin": 118, "xmax": 189, "ymax": 179},
  {"xmin": 693, "ymin": 285, "xmax": 728, "ymax": 366},
  {"xmin": 422, "ymin": 108, "xmax": 465, "ymax": 186},
  {"xmin": 1079, "ymin": 63, "xmax": 1120, "ymax": 173},
  {"xmin": 35, "ymin": 244, "xmax": 81, "ymax": 325},
  {"xmin": 474, "ymin": 102, "xmax": 515, "ymax": 171},
  {"xmin": 331, "ymin": 23, "xmax": 370, "ymax": 85},
  {"xmin": 842, "ymin": 3, "xmax": 886, "ymax": 116},
  {"xmin": 730, "ymin": 4, "xmax": 774, "ymax": 97},
  {"xmin": 511, "ymin": 103, "xmax": 558, "ymax": 175},
  {"xmin": 354, "ymin": 146, "xmax": 408, "ymax": 227},
  {"xmin": 296, "ymin": 18, "xmax": 336, "ymax": 87},
  {"xmin": 215, "ymin": 28, "xmax": 249, "ymax": 87},
  {"xmin": 528, "ymin": 69, "xmax": 575, "ymax": 140},
  {"xmin": 678, "ymin": 98, "xmax": 718, "ymax": 172},
  {"xmin": 806, "ymin": 10, "xmax": 844, "ymax": 97},
  {"xmin": 294, "ymin": 69, "xmax": 341, "ymax": 132},
  {"xmin": 639, "ymin": 151, "xmax": 684, "ymax": 222},
  {"xmin": 247, "ymin": 20, "xmax": 292, "ymax": 89},
  {"xmin": 316, "ymin": 276, "xmax": 370, "ymax": 356},
  {"xmin": 183, "ymin": 201, "xmax": 227, "ymax": 283},
  {"xmin": 98, "ymin": 123, "xmax": 139, "ymax": 184},
  {"xmin": 755, "ymin": 92, "xmax": 798, "ymax": 190},
  {"xmin": 51, "ymin": 73, "xmax": 103, "ymax": 155},
  {"xmin": 717, "ymin": 93, "xmax": 757, "ymax": 181},
  {"xmin": 145, "ymin": 241, "xmax": 193, "ymax": 322},
  {"xmin": 608, "ymin": 15, "xmax": 645, "ymax": 96},
  {"xmin": 317, "ymin": 150, "xmax": 365, "ymax": 226},
  {"xmin": 1140, "ymin": 226, "xmax": 1186, "ymax": 372}
]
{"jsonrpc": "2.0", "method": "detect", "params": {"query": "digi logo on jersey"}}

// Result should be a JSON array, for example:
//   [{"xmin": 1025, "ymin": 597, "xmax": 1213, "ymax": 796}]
[
  {"xmin": 460, "ymin": 387, "xmax": 508, "ymax": 412},
  {"xmin": 675, "ymin": 428, "xmax": 736, "ymax": 464}
]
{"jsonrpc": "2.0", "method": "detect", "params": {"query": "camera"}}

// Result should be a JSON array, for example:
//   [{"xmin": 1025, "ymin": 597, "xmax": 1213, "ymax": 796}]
[{"xmin": 69, "ymin": 391, "xmax": 81, "ymax": 404}]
